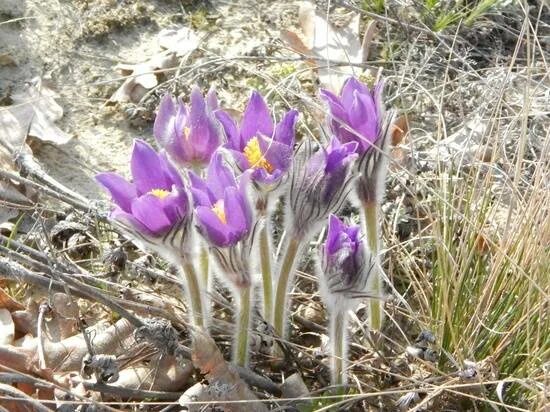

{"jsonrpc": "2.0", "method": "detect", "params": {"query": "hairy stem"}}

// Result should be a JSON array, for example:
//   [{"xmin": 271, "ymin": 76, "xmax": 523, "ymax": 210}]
[
  {"xmin": 235, "ymin": 286, "xmax": 252, "ymax": 367},
  {"xmin": 363, "ymin": 202, "xmax": 382, "ymax": 331},
  {"xmin": 331, "ymin": 309, "xmax": 347, "ymax": 386},
  {"xmin": 180, "ymin": 260, "xmax": 204, "ymax": 328},
  {"xmin": 273, "ymin": 236, "xmax": 302, "ymax": 338},
  {"xmin": 259, "ymin": 223, "xmax": 273, "ymax": 321},
  {"xmin": 199, "ymin": 245, "xmax": 209, "ymax": 287}
]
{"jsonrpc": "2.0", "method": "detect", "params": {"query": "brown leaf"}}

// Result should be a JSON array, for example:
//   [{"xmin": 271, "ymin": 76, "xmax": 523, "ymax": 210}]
[
  {"xmin": 0, "ymin": 287, "xmax": 25, "ymax": 312},
  {"xmin": 297, "ymin": 1, "xmax": 363, "ymax": 93},
  {"xmin": 2, "ymin": 77, "xmax": 72, "ymax": 145},
  {"xmin": 280, "ymin": 29, "xmax": 314, "ymax": 59},
  {"xmin": 391, "ymin": 115, "xmax": 410, "ymax": 145}
]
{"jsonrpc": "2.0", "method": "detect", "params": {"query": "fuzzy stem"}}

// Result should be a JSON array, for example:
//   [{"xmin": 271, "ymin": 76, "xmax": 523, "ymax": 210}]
[
  {"xmin": 273, "ymin": 236, "xmax": 302, "ymax": 338},
  {"xmin": 363, "ymin": 201, "xmax": 382, "ymax": 331},
  {"xmin": 199, "ymin": 245, "xmax": 209, "ymax": 287},
  {"xmin": 331, "ymin": 309, "xmax": 347, "ymax": 386},
  {"xmin": 235, "ymin": 286, "xmax": 252, "ymax": 367},
  {"xmin": 259, "ymin": 223, "xmax": 273, "ymax": 321},
  {"xmin": 180, "ymin": 260, "xmax": 204, "ymax": 328}
]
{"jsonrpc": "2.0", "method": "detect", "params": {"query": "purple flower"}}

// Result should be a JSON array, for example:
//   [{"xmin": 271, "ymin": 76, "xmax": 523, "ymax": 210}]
[
  {"xmin": 189, "ymin": 152, "xmax": 253, "ymax": 248},
  {"xmin": 153, "ymin": 86, "xmax": 221, "ymax": 168},
  {"xmin": 320, "ymin": 215, "xmax": 373, "ymax": 307},
  {"xmin": 320, "ymin": 77, "xmax": 383, "ymax": 155},
  {"xmin": 216, "ymin": 91, "xmax": 298, "ymax": 187},
  {"xmin": 96, "ymin": 139, "xmax": 189, "ymax": 237},
  {"xmin": 288, "ymin": 137, "xmax": 358, "ymax": 238}
]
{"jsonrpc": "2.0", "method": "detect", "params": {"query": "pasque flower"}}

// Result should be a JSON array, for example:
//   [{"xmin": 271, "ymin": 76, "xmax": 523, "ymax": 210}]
[
  {"xmin": 189, "ymin": 152, "xmax": 255, "ymax": 366},
  {"xmin": 154, "ymin": 86, "xmax": 221, "ymax": 168},
  {"xmin": 189, "ymin": 152, "xmax": 253, "ymax": 249},
  {"xmin": 96, "ymin": 139, "xmax": 189, "ymax": 238},
  {"xmin": 216, "ymin": 91, "xmax": 298, "ymax": 187},
  {"xmin": 318, "ymin": 214, "xmax": 374, "ymax": 386},
  {"xmin": 287, "ymin": 137, "xmax": 358, "ymax": 237},
  {"xmin": 320, "ymin": 214, "xmax": 373, "ymax": 309},
  {"xmin": 320, "ymin": 77, "xmax": 383, "ymax": 155},
  {"xmin": 273, "ymin": 137, "xmax": 358, "ymax": 339}
]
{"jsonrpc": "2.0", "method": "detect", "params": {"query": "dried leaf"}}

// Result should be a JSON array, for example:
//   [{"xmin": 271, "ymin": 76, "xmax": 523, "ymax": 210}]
[
  {"xmin": 109, "ymin": 52, "xmax": 177, "ymax": 104},
  {"xmin": 0, "ymin": 308, "xmax": 15, "ymax": 345},
  {"xmin": 189, "ymin": 331, "xmax": 268, "ymax": 412},
  {"xmin": 297, "ymin": 1, "xmax": 362, "ymax": 93},
  {"xmin": 0, "ymin": 287, "xmax": 25, "ymax": 312},
  {"xmin": 391, "ymin": 115, "xmax": 410, "ymax": 145},
  {"xmin": 0, "ymin": 78, "xmax": 72, "ymax": 145}
]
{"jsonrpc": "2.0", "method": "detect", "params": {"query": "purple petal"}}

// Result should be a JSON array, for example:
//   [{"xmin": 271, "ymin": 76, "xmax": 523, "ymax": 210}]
[
  {"xmin": 223, "ymin": 186, "xmax": 251, "ymax": 235},
  {"xmin": 349, "ymin": 91, "xmax": 378, "ymax": 146},
  {"xmin": 161, "ymin": 188, "xmax": 189, "ymax": 223},
  {"xmin": 273, "ymin": 109, "xmax": 299, "ymax": 147},
  {"xmin": 159, "ymin": 152, "xmax": 183, "ymax": 188},
  {"xmin": 341, "ymin": 77, "xmax": 370, "ymax": 109},
  {"xmin": 96, "ymin": 172, "xmax": 136, "ymax": 213},
  {"xmin": 325, "ymin": 138, "xmax": 358, "ymax": 173},
  {"xmin": 131, "ymin": 194, "xmax": 173, "ymax": 235},
  {"xmin": 206, "ymin": 152, "xmax": 237, "ymax": 199},
  {"xmin": 240, "ymin": 91, "xmax": 274, "ymax": 142},
  {"xmin": 153, "ymin": 94, "xmax": 176, "ymax": 146},
  {"xmin": 320, "ymin": 89, "xmax": 348, "ymax": 121},
  {"xmin": 131, "ymin": 140, "xmax": 168, "ymax": 195},
  {"xmin": 111, "ymin": 207, "xmax": 151, "ymax": 235},
  {"xmin": 257, "ymin": 135, "xmax": 293, "ymax": 172},
  {"xmin": 326, "ymin": 214, "xmax": 346, "ymax": 255},
  {"xmin": 188, "ymin": 171, "xmax": 215, "ymax": 207},
  {"xmin": 216, "ymin": 110, "xmax": 242, "ymax": 150},
  {"xmin": 196, "ymin": 206, "xmax": 231, "ymax": 247},
  {"xmin": 206, "ymin": 87, "xmax": 219, "ymax": 111},
  {"xmin": 225, "ymin": 148, "xmax": 250, "ymax": 172}
]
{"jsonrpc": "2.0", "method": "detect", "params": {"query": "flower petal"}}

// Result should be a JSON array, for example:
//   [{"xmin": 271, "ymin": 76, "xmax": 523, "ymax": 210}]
[
  {"xmin": 161, "ymin": 188, "xmax": 189, "ymax": 223},
  {"xmin": 131, "ymin": 139, "xmax": 168, "ymax": 194},
  {"xmin": 96, "ymin": 172, "xmax": 137, "ymax": 213},
  {"xmin": 224, "ymin": 186, "xmax": 251, "ymax": 236},
  {"xmin": 131, "ymin": 194, "xmax": 173, "ymax": 235},
  {"xmin": 159, "ymin": 152, "xmax": 183, "ymax": 188},
  {"xmin": 240, "ymin": 91, "xmax": 274, "ymax": 142},
  {"xmin": 188, "ymin": 171, "xmax": 215, "ymax": 207},
  {"xmin": 196, "ymin": 206, "xmax": 231, "ymax": 247},
  {"xmin": 273, "ymin": 109, "xmax": 298, "ymax": 147},
  {"xmin": 216, "ymin": 110, "xmax": 242, "ymax": 150},
  {"xmin": 206, "ymin": 152, "xmax": 237, "ymax": 199},
  {"xmin": 153, "ymin": 94, "xmax": 176, "ymax": 146},
  {"xmin": 341, "ymin": 77, "xmax": 370, "ymax": 109},
  {"xmin": 206, "ymin": 87, "xmax": 219, "ymax": 110}
]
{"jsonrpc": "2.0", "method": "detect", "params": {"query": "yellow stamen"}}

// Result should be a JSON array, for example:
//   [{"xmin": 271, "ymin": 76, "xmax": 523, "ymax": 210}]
[
  {"xmin": 243, "ymin": 137, "xmax": 274, "ymax": 173},
  {"xmin": 149, "ymin": 189, "xmax": 170, "ymax": 199},
  {"xmin": 212, "ymin": 200, "xmax": 227, "ymax": 224},
  {"xmin": 183, "ymin": 126, "xmax": 191, "ymax": 140}
]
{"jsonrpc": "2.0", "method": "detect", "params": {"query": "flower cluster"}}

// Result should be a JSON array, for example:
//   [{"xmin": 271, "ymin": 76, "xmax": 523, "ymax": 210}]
[{"xmin": 96, "ymin": 77, "xmax": 394, "ymax": 373}]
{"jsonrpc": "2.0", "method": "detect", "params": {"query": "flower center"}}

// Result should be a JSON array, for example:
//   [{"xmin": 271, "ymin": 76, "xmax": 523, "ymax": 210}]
[
  {"xmin": 243, "ymin": 137, "xmax": 274, "ymax": 173},
  {"xmin": 149, "ymin": 189, "xmax": 170, "ymax": 199},
  {"xmin": 183, "ymin": 126, "xmax": 191, "ymax": 140},
  {"xmin": 212, "ymin": 199, "xmax": 227, "ymax": 224}
]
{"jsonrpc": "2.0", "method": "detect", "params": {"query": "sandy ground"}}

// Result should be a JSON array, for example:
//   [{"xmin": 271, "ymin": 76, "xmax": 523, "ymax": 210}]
[{"xmin": 1, "ymin": 0, "xmax": 299, "ymax": 200}]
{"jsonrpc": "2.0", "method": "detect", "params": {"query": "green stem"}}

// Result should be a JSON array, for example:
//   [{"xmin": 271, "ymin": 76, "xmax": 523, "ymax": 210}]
[
  {"xmin": 259, "ymin": 223, "xmax": 273, "ymax": 321},
  {"xmin": 181, "ymin": 261, "xmax": 204, "ymax": 328},
  {"xmin": 199, "ymin": 245, "xmax": 209, "ymax": 287},
  {"xmin": 235, "ymin": 286, "xmax": 252, "ymax": 367},
  {"xmin": 331, "ymin": 310, "xmax": 347, "ymax": 386},
  {"xmin": 273, "ymin": 236, "xmax": 302, "ymax": 338},
  {"xmin": 363, "ymin": 202, "xmax": 382, "ymax": 331}
]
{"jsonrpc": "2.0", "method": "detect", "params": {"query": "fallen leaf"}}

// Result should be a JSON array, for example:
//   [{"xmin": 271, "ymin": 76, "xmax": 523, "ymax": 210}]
[
  {"xmin": 2, "ymin": 77, "xmax": 72, "ymax": 145},
  {"xmin": 0, "ymin": 308, "xmax": 15, "ymax": 345},
  {"xmin": 391, "ymin": 115, "xmax": 410, "ymax": 145},
  {"xmin": 282, "ymin": 1, "xmax": 363, "ymax": 93},
  {"xmin": 0, "ymin": 287, "xmax": 25, "ymax": 312}
]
